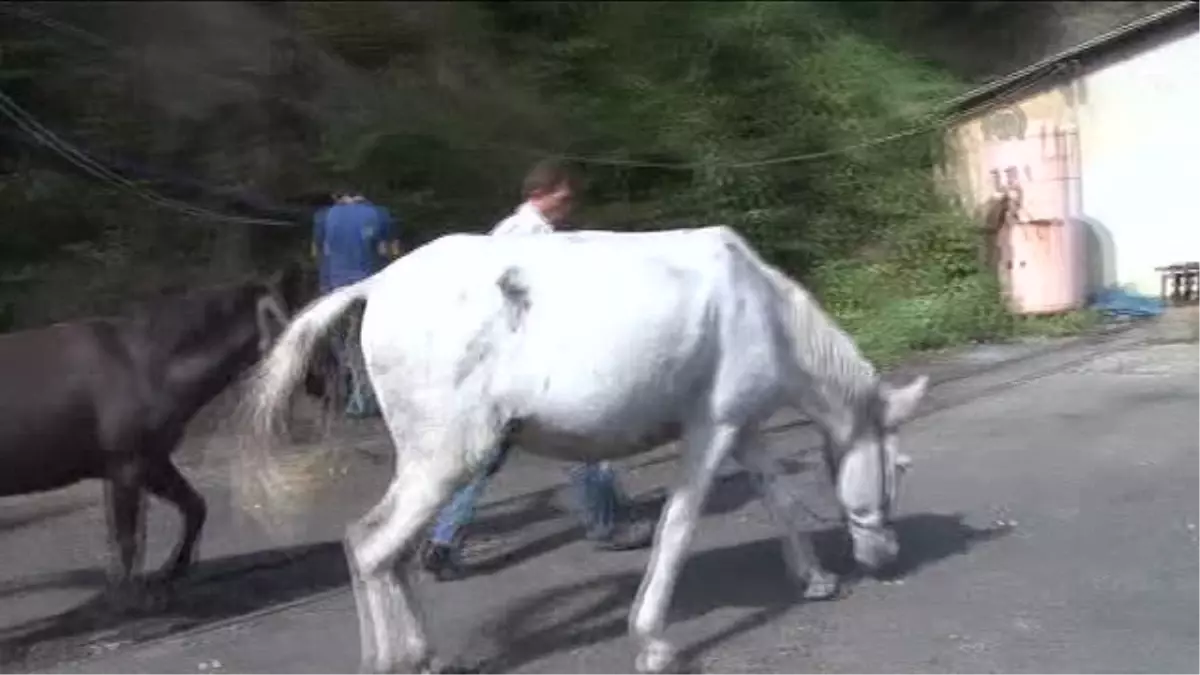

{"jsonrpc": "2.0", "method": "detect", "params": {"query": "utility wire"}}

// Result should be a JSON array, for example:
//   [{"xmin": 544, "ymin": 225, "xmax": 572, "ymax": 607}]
[
  {"xmin": 0, "ymin": 3, "xmax": 263, "ymax": 92},
  {"xmin": 0, "ymin": 88, "xmax": 298, "ymax": 227},
  {"xmin": 7, "ymin": 2, "xmax": 1072, "ymax": 171},
  {"xmin": 938, "ymin": 0, "xmax": 1196, "ymax": 111},
  {"xmin": 0, "ymin": 2, "xmax": 309, "ymax": 220},
  {"xmin": 473, "ymin": 63, "xmax": 1068, "ymax": 171}
]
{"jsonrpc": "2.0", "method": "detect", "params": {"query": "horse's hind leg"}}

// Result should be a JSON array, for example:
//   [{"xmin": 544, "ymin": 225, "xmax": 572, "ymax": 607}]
[
  {"xmin": 346, "ymin": 458, "xmax": 468, "ymax": 673},
  {"xmin": 143, "ymin": 457, "xmax": 207, "ymax": 581},
  {"xmin": 732, "ymin": 434, "xmax": 838, "ymax": 600}
]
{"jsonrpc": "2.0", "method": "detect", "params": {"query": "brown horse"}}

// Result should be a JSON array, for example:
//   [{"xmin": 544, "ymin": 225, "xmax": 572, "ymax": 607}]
[{"xmin": 0, "ymin": 270, "xmax": 303, "ymax": 605}]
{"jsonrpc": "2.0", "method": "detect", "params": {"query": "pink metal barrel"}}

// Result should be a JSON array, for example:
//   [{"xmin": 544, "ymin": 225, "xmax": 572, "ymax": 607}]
[{"xmin": 983, "ymin": 124, "xmax": 1084, "ymax": 315}]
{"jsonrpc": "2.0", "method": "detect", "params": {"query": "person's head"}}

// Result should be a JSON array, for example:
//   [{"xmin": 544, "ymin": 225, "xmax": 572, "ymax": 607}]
[
  {"xmin": 522, "ymin": 158, "xmax": 579, "ymax": 226},
  {"xmin": 331, "ymin": 189, "xmax": 362, "ymax": 205}
]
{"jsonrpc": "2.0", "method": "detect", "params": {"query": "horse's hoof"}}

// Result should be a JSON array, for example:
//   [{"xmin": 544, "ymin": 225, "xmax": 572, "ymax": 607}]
[
  {"xmin": 100, "ymin": 584, "xmax": 147, "ymax": 616},
  {"xmin": 425, "ymin": 656, "xmax": 486, "ymax": 674},
  {"xmin": 164, "ymin": 560, "xmax": 195, "ymax": 583},
  {"xmin": 359, "ymin": 653, "xmax": 446, "ymax": 675},
  {"xmin": 636, "ymin": 639, "xmax": 678, "ymax": 674},
  {"xmin": 802, "ymin": 571, "xmax": 840, "ymax": 601},
  {"xmin": 363, "ymin": 660, "xmax": 410, "ymax": 674},
  {"xmin": 434, "ymin": 658, "xmax": 494, "ymax": 672},
  {"xmin": 142, "ymin": 584, "xmax": 174, "ymax": 613}
]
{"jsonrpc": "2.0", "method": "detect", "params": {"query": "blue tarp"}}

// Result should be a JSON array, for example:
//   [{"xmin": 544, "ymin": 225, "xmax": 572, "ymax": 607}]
[{"xmin": 1089, "ymin": 287, "xmax": 1166, "ymax": 319}]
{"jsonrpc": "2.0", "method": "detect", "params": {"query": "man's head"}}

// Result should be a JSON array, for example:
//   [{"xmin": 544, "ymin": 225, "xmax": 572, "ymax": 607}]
[
  {"xmin": 331, "ymin": 189, "xmax": 363, "ymax": 205},
  {"xmin": 522, "ymin": 159, "xmax": 578, "ymax": 226}
]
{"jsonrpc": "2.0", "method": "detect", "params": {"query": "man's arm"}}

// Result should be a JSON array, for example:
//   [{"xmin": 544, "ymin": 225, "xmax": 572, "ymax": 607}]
[{"xmin": 312, "ymin": 207, "xmax": 327, "ymax": 260}]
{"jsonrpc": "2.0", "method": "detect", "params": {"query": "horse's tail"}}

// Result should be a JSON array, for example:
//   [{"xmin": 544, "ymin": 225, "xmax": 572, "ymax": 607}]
[
  {"xmin": 235, "ymin": 276, "xmax": 375, "ymax": 534},
  {"xmin": 250, "ymin": 278, "xmax": 373, "ymax": 437}
]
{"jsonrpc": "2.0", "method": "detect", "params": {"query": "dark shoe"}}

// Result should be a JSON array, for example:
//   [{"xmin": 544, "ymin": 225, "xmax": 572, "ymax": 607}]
[
  {"xmin": 593, "ymin": 517, "xmax": 654, "ymax": 551},
  {"xmin": 419, "ymin": 540, "xmax": 465, "ymax": 581}
]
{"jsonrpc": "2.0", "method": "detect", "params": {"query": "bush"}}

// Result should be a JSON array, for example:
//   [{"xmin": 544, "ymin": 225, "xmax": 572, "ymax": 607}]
[{"xmin": 463, "ymin": 2, "xmax": 1025, "ymax": 364}]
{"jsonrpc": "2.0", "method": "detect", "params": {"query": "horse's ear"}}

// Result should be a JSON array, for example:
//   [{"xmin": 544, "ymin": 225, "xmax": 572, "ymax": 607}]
[{"xmin": 881, "ymin": 374, "xmax": 929, "ymax": 428}]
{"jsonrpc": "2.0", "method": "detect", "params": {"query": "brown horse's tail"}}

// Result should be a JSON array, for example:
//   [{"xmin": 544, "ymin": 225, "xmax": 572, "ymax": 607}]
[{"xmin": 235, "ymin": 275, "xmax": 376, "ymax": 530}]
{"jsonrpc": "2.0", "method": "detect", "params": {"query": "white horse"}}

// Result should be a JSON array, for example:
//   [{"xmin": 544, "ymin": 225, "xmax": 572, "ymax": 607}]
[{"xmin": 246, "ymin": 226, "xmax": 928, "ymax": 674}]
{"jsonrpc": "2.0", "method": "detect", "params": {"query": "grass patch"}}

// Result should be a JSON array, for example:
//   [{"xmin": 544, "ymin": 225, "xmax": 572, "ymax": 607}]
[{"xmin": 1014, "ymin": 309, "xmax": 1102, "ymax": 338}]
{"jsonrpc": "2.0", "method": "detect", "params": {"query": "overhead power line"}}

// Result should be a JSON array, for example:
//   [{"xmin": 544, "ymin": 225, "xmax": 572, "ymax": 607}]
[
  {"xmin": 7, "ymin": 2, "xmax": 1072, "ymax": 169},
  {"xmin": 0, "ymin": 88, "xmax": 298, "ymax": 227},
  {"xmin": 478, "ymin": 63, "xmax": 1067, "ymax": 171}
]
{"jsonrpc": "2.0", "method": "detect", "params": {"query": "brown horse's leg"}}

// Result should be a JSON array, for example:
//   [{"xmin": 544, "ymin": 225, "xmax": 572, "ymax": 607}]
[
  {"xmin": 102, "ymin": 460, "xmax": 146, "ymax": 610},
  {"xmin": 143, "ymin": 458, "xmax": 207, "ymax": 580}
]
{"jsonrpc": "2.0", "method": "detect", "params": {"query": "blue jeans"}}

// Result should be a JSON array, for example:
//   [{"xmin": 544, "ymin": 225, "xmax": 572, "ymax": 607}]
[
  {"xmin": 331, "ymin": 311, "xmax": 379, "ymax": 418},
  {"xmin": 429, "ymin": 452, "xmax": 623, "ymax": 549}
]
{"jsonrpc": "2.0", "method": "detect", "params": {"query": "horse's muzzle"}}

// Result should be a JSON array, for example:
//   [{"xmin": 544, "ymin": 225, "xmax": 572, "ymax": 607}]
[{"xmin": 850, "ymin": 524, "xmax": 899, "ymax": 573}]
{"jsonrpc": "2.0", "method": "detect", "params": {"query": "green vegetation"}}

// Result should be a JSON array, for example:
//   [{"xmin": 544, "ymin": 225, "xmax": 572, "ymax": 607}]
[{"xmin": 0, "ymin": 1, "xmax": 1101, "ymax": 364}]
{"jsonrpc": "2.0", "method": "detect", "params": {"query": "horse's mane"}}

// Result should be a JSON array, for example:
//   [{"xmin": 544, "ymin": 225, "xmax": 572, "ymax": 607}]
[
  {"xmin": 722, "ymin": 230, "xmax": 879, "ymax": 408},
  {"xmin": 126, "ymin": 279, "xmax": 264, "ymax": 352},
  {"xmin": 768, "ymin": 265, "xmax": 879, "ymax": 403}
]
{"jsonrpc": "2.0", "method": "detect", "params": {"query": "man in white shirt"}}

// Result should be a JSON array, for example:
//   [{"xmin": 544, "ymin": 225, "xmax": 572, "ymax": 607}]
[{"xmin": 420, "ymin": 160, "xmax": 654, "ymax": 580}]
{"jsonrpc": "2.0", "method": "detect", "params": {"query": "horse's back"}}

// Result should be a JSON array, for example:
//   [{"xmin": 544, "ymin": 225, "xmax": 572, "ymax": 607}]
[
  {"xmin": 367, "ymin": 227, "xmax": 741, "ymax": 380},
  {"xmin": 361, "ymin": 227, "xmax": 785, "ymax": 454},
  {"xmin": 392, "ymin": 227, "xmax": 750, "ymax": 300},
  {"xmin": 0, "ymin": 320, "xmax": 114, "ymax": 399},
  {"xmin": 0, "ymin": 321, "xmax": 121, "ymax": 495}
]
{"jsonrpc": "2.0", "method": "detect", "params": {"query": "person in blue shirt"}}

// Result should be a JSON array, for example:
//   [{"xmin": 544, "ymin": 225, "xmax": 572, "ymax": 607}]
[{"xmin": 312, "ymin": 190, "xmax": 401, "ymax": 418}]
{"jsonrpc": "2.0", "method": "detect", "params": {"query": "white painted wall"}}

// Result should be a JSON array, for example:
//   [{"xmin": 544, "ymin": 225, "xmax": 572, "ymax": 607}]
[{"xmin": 1076, "ymin": 27, "xmax": 1200, "ymax": 297}]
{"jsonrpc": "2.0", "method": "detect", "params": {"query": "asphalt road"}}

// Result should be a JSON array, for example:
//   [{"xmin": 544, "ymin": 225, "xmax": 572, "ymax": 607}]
[{"xmin": 1, "ymin": 337, "xmax": 1196, "ymax": 674}]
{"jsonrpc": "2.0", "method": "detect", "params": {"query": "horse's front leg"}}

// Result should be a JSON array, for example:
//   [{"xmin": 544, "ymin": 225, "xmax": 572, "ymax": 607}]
[
  {"xmin": 733, "ymin": 437, "xmax": 839, "ymax": 601},
  {"xmin": 629, "ymin": 423, "xmax": 739, "ymax": 674},
  {"xmin": 785, "ymin": 533, "xmax": 839, "ymax": 600}
]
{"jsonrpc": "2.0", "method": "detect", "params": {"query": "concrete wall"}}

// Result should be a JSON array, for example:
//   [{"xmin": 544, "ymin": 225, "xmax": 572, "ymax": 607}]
[
  {"xmin": 941, "ymin": 86, "xmax": 1077, "ymax": 218},
  {"xmin": 943, "ymin": 20, "xmax": 1199, "ymax": 300},
  {"xmin": 1075, "ymin": 26, "xmax": 1200, "ymax": 296},
  {"xmin": 940, "ymin": 83, "xmax": 1082, "ymax": 313}
]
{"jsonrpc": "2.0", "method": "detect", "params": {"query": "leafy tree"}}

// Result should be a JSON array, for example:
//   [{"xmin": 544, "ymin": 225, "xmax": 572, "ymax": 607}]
[{"xmin": 2, "ymin": 0, "xmax": 1109, "ymax": 357}]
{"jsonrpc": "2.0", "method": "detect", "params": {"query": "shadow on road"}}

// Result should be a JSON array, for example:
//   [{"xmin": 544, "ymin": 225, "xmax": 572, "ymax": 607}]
[
  {"xmin": 0, "ymin": 498, "xmax": 94, "ymax": 535},
  {"xmin": 469, "ymin": 453, "xmax": 824, "ymax": 528},
  {"xmin": 0, "ymin": 461, "xmax": 819, "ymax": 669},
  {"xmin": 465, "ymin": 461, "xmax": 827, "ymax": 579},
  {"xmin": 0, "ymin": 454, "xmax": 1010, "ymax": 674},
  {"xmin": 0, "ymin": 540, "xmax": 349, "ymax": 671},
  {"xmin": 476, "ymin": 512, "xmax": 1011, "ymax": 672},
  {"xmin": 889, "ymin": 513, "xmax": 1013, "ymax": 579}
]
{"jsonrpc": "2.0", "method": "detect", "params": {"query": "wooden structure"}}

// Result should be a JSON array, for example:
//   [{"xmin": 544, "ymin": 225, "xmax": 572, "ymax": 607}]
[{"xmin": 1157, "ymin": 262, "xmax": 1200, "ymax": 306}]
